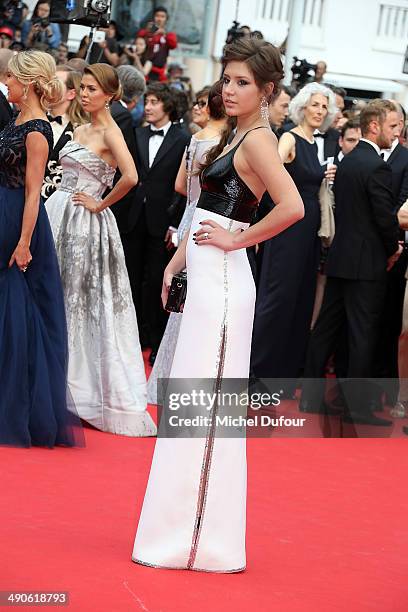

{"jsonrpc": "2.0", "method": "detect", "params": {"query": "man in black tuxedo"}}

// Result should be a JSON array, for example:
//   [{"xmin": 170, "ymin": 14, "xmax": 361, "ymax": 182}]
[
  {"xmin": 110, "ymin": 65, "xmax": 146, "ymax": 231},
  {"xmin": 300, "ymin": 99, "xmax": 402, "ymax": 425},
  {"xmin": 42, "ymin": 65, "xmax": 79, "ymax": 200},
  {"xmin": 372, "ymin": 102, "xmax": 408, "ymax": 408},
  {"xmin": 0, "ymin": 49, "xmax": 13, "ymax": 132},
  {"xmin": 120, "ymin": 83, "xmax": 189, "ymax": 363}
]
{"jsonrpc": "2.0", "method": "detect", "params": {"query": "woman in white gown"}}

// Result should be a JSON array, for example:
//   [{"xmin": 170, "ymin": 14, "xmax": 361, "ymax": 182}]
[
  {"xmin": 147, "ymin": 81, "xmax": 227, "ymax": 404},
  {"xmin": 46, "ymin": 64, "xmax": 156, "ymax": 437},
  {"xmin": 132, "ymin": 38, "xmax": 304, "ymax": 571}
]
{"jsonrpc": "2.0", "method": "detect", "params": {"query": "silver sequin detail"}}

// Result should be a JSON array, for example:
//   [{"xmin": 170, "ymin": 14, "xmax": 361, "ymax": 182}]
[{"xmin": 187, "ymin": 220, "xmax": 233, "ymax": 570}]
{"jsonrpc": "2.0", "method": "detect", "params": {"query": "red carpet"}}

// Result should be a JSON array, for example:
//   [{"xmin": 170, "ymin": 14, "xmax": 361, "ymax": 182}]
[{"xmin": 2, "ymin": 357, "xmax": 408, "ymax": 610}]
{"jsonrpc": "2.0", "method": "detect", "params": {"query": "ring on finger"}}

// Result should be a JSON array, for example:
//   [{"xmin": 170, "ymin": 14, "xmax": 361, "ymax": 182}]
[{"xmin": 203, "ymin": 232, "xmax": 209, "ymax": 240}]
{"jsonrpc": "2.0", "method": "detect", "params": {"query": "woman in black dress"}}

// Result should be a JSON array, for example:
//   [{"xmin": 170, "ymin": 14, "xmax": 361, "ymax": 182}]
[{"xmin": 251, "ymin": 82, "xmax": 337, "ymax": 394}]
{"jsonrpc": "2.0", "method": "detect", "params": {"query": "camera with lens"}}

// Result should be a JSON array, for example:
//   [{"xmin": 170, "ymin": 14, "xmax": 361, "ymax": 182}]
[
  {"xmin": 291, "ymin": 56, "xmax": 317, "ymax": 89},
  {"xmin": 0, "ymin": 0, "xmax": 23, "ymax": 27},
  {"xmin": 226, "ymin": 20, "xmax": 245, "ymax": 44},
  {"xmin": 32, "ymin": 16, "xmax": 49, "ymax": 29},
  {"xmin": 49, "ymin": 0, "xmax": 110, "ymax": 28}
]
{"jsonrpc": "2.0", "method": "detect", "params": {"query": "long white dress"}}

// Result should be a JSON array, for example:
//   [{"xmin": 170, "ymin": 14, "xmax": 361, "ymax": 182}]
[
  {"xmin": 45, "ymin": 141, "xmax": 156, "ymax": 437},
  {"xmin": 147, "ymin": 135, "xmax": 220, "ymax": 404},
  {"xmin": 133, "ymin": 130, "xmax": 261, "ymax": 572}
]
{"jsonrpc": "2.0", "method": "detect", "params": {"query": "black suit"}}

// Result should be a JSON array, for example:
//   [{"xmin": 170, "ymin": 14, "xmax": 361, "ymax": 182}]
[
  {"xmin": 0, "ymin": 90, "xmax": 13, "ymax": 132},
  {"xmin": 110, "ymin": 101, "xmax": 139, "ymax": 236},
  {"xmin": 121, "ymin": 123, "xmax": 190, "ymax": 351},
  {"xmin": 302, "ymin": 140, "xmax": 399, "ymax": 416},
  {"xmin": 373, "ymin": 143, "xmax": 408, "ymax": 403},
  {"xmin": 323, "ymin": 127, "xmax": 340, "ymax": 159}
]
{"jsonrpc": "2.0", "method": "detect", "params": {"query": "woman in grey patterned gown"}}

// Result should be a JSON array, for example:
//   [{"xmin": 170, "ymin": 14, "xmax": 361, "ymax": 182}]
[
  {"xmin": 45, "ymin": 63, "xmax": 156, "ymax": 437},
  {"xmin": 147, "ymin": 81, "xmax": 227, "ymax": 404}
]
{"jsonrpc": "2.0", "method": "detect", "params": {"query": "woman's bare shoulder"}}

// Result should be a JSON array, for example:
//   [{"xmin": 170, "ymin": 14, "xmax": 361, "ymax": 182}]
[
  {"xmin": 242, "ymin": 127, "xmax": 278, "ymax": 151},
  {"xmin": 279, "ymin": 130, "xmax": 296, "ymax": 144}
]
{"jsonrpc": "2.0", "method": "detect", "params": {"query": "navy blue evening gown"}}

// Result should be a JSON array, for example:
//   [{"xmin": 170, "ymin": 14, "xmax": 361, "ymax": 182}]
[{"xmin": 0, "ymin": 118, "xmax": 82, "ymax": 447}]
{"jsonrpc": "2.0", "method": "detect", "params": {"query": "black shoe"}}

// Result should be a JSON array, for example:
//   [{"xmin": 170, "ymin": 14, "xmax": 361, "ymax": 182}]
[
  {"xmin": 149, "ymin": 350, "xmax": 157, "ymax": 366},
  {"xmin": 403, "ymin": 426, "xmax": 408, "ymax": 436},
  {"xmin": 299, "ymin": 400, "xmax": 342, "ymax": 416},
  {"xmin": 342, "ymin": 413, "xmax": 392, "ymax": 426},
  {"xmin": 368, "ymin": 398, "xmax": 384, "ymax": 413}
]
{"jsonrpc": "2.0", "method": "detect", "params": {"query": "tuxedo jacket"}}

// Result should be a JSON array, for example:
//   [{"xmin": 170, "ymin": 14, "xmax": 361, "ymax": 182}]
[
  {"xmin": 0, "ymin": 90, "xmax": 13, "ymax": 133},
  {"xmin": 323, "ymin": 127, "xmax": 340, "ymax": 159},
  {"xmin": 129, "ymin": 124, "xmax": 190, "ymax": 237},
  {"xmin": 387, "ymin": 142, "xmax": 408, "ymax": 210},
  {"xmin": 110, "ymin": 101, "xmax": 139, "ymax": 234},
  {"xmin": 41, "ymin": 122, "xmax": 74, "ymax": 200},
  {"xmin": 327, "ymin": 140, "xmax": 399, "ymax": 281}
]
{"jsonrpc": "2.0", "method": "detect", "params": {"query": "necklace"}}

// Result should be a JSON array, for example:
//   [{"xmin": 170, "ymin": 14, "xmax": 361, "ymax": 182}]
[{"xmin": 298, "ymin": 124, "xmax": 315, "ymax": 144}]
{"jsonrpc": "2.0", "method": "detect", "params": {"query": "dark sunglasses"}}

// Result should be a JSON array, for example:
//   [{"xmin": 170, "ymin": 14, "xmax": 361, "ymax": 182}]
[{"xmin": 193, "ymin": 99, "xmax": 207, "ymax": 109}]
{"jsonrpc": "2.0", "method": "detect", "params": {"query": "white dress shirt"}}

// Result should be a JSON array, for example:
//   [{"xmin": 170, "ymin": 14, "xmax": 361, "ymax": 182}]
[
  {"xmin": 337, "ymin": 151, "xmax": 344, "ymax": 163},
  {"xmin": 380, "ymin": 137, "xmax": 399, "ymax": 162},
  {"xmin": 360, "ymin": 138, "xmax": 381, "ymax": 155},
  {"xmin": 148, "ymin": 121, "xmax": 172, "ymax": 168},
  {"xmin": 49, "ymin": 114, "xmax": 68, "ymax": 144},
  {"xmin": 313, "ymin": 130, "xmax": 326, "ymax": 164}
]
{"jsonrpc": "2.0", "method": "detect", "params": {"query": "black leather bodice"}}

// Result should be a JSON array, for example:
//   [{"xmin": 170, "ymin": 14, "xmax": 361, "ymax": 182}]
[
  {"xmin": 0, "ymin": 118, "xmax": 53, "ymax": 189},
  {"xmin": 198, "ymin": 127, "xmax": 268, "ymax": 223}
]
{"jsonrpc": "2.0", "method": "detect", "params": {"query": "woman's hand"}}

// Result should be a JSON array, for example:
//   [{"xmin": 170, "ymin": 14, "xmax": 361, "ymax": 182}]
[
  {"xmin": 8, "ymin": 242, "xmax": 32, "ymax": 272},
  {"xmin": 162, "ymin": 268, "xmax": 175, "ymax": 309},
  {"xmin": 324, "ymin": 164, "xmax": 337, "ymax": 183},
  {"xmin": 193, "ymin": 220, "xmax": 242, "ymax": 251},
  {"xmin": 72, "ymin": 192, "xmax": 101, "ymax": 213}
]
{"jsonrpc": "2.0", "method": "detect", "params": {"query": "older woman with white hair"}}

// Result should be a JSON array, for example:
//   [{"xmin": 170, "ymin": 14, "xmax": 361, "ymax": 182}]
[{"xmin": 251, "ymin": 82, "xmax": 338, "ymax": 399}]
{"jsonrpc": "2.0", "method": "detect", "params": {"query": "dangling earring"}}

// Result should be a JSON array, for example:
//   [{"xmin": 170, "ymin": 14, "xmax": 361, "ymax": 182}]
[
  {"xmin": 260, "ymin": 96, "xmax": 269, "ymax": 122},
  {"xmin": 22, "ymin": 84, "xmax": 28, "ymax": 101},
  {"xmin": 105, "ymin": 99, "xmax": 110, "ymax": 111}
]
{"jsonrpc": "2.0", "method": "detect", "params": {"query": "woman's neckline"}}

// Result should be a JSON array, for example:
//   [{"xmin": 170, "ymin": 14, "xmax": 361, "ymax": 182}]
[
  {"xmin": 291, "ymin": 127, "xmax": 315, "ymax": 145},
  {"xmin": 208, "ymin": 126, "xmax": 268, "ymax": 167},
  {"xmin": 69, "ymin": 140, "xmax": 116, "ymax": 171},
  {"xmin": 14, "ymin": 117, "xmax": 49, "ymax": 127}
]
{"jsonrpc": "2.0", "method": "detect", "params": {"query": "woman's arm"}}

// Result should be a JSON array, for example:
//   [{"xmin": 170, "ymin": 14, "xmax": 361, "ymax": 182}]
[
  {"xmin": 277, "ymin": 131, "xmax": 296, "ymax": 163},
  {"xmin": 72, "ymin": 128, "xmax": 138, "ymax": 213},
  {"xmin": 398, "ymin": 201, "xmax": 408, "ymax": 229},
  {"xmin": 174, "ymin": 149, "xmax": 188, "ymax": 196},
  {"xmin": 161, "ymin": 231, "xmax": 189, "ymax": 307},
  {"xmin": 47, "ymin": 23, "xmax": 62, "ymax": 49},
  {"xmin": 8, "ymin": 131, "xmax": 49, "ymax": 271},
  {"xmin": 195, "ymin": 130, "xmax": 304, "ymax": 251},
  {"xmin": 143, "ymin": 60, "xmax": 153, "ymax": 77}
]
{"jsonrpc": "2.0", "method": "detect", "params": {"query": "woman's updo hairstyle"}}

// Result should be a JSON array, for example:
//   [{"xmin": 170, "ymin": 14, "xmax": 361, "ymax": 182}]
[
  {"xmin": 203, "ymin": 38, "xmax": 284, "ymax": 168},
  {"xmin": 8, "ymin": 50, "xmax": 64, "ymax": 111},
  {"xmin": 222, "ymin": 37, "xmax": 284, "ymax": 102},
  {"xmin": 83, "ymin": 63, "xmax": 122, "ymax": 103},
  {"xmin": 207, "ymin": 79, "xmax": 226, "ymax": 121}
]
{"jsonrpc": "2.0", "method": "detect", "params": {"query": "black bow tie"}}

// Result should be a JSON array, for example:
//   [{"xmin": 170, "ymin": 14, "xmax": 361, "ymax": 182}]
[
  {"xmin": 48, "ymin": 114, "xmax": 63, "ymax": 125},
  {"xmin": 149, "ymin": 127, "xmax": 164, "ymax": 137},
  {"xmin": 314, "ymin": 132, "xmax": 327, "ymax": 139}
]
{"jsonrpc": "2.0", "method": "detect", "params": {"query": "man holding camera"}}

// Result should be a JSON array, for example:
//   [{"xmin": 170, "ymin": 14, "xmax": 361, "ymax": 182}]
[
  {"xmin": 22, "ymin": 1, "xmax": 61, "ymax": 50},
  {"xmin": 137, "ymin": 6, "xmax": 177, "ymax": 82}
]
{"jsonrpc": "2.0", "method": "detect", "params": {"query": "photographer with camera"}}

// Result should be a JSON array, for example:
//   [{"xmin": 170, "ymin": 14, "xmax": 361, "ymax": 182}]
[
  {"xmin": 22, "ymin": 1, "xmax": 61, "ymax": 50},
  {"xmin": 76, "ymin": 21, "xmax": 120, "ymax": 66},
  {"xmin": 137, "ymin": 6, "xmax": 177, "ymax": 82},
  {"xmin": 120, "ymin": 35, "xmax": 152, "ymax": 78}
]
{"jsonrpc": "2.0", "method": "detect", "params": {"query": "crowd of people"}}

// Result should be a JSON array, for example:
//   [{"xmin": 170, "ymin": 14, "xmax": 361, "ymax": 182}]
[
  {"xmin": 0, "ymin": 4, "xmax": 407, "ymax": 433},
  {"xmin": 1, "ymin": 0, "xmax": 408, "ymax": 574}
]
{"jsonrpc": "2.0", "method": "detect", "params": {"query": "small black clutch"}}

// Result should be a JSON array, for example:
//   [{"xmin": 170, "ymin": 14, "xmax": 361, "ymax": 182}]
[{"xmin": 165, "ymin": 271, "xmax": 187, "ymax": 313}]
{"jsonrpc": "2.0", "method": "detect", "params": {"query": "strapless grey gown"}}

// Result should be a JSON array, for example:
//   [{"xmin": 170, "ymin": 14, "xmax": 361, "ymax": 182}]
[{"xmin": 45, "ymin": 140, "xmax": 156, "ymax": 437}]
